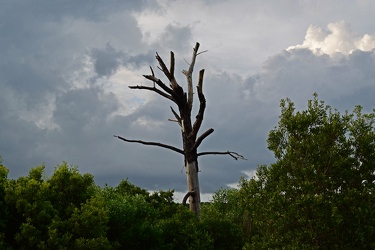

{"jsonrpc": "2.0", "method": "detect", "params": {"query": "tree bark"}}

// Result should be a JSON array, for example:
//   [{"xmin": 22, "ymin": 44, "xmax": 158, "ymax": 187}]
[{"xmin": 186, "ymin": 160, "xmax": 200, "ymax": 214}]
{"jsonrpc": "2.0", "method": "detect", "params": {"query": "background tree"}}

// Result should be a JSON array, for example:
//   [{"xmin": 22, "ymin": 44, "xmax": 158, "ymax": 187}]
[
  {"xmin": 239, "ymin": 94, "xmax": 375, "ymax": 249},
  {"xmin": 114, "ymin": 42, "xmax": 244, "ymax": 214},
  {"xmin": 2, "ymin": 159, "xmax": 248, "ymax": 249},
  {"xmin": 199, "ymin": 188, "xmax": 245, "ymax": 250},
  {"xmin": 4, "ymin": 163, "xmax": 113, "ymax": 249}
]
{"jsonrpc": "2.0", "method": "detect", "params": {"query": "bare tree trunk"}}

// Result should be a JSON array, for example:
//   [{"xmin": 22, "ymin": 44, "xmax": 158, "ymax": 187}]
[{"xmin": 186, "ymin": 160, "xmax": 200, "ymax": 214}]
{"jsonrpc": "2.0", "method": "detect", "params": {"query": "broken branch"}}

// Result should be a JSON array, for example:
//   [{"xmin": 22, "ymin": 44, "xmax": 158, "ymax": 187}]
[
  {"xmin": 155, "ymin": 52, "xmax": 170, "ymax": 76},
  {"xmin": 170, "ymin": 106, "xmax": 182, "ymax": 126},
  {"xmin": 114, "ymin": 135, "xmax": 184, "ymax": 155},
  {"xmin": 170, "ymin": 51, "xmax": 175, "ymax": 86},
  {"xmin": 129, "ymin": 85, "xmax": 175, "ymax": 102},
  {"xmin": 197, "ymin": 151, "xmax": 247, "ymax": 160},
  {"xmin": 149, "ymin": 66, "xmax": 156, "ymax": 87},
  {"xmin": 142, "ymin": 75, "xmax": 172, "ymax": 94},
  {"xmin": 183, "ymin": 42, "xmax": 201, "ymax": 111},
  {"xmin": 191, "ymin": 69, "xmax": 206, "ymax": 137},
  {"xmin": 197, "ymin": 49, "xmax": 208, "ymax": 56}
]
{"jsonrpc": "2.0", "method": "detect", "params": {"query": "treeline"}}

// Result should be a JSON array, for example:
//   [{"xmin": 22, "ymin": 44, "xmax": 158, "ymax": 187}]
[
  {"xmin": 1, "ymin": 95, "xmax": 375, "ymax": 249},
  {"xmin": 0, "ymin": 162, "xmax": 242, "ymax": 249}
]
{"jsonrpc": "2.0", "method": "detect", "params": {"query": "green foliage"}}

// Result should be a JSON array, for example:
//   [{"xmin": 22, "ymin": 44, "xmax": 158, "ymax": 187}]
[
  {"xmin": 101, "ymin": 180, "xmax": 202, "ymax": 249},
  {"xmin": 156, "ymin": 207, "xmax": 214, "ymax": 250},
  {"xmin": 147, "ymin": 189, "xmax": 178, "ymax": 217},
  {"xmin": 200, "ymin": 188, "xmax": 245, "ymax": 250},
  {"xmin": 104, "ymin": 189, "xmax": 161, "ymax": 249},
  {"xmin": 3, "ymin": 162, "xmax": 112, "ymax": 249},
  {"xmin": 48, "ymin": 162, "xmax": 96, "ymax": 219},
  {"xmin": 114, "ymin": 178, "xmax": 149, "ymax": 197},
  {"xmin": 240, "ymin": 94, "xmax": 375, "ymax": 249},
  {"xmin": 1, "ymin": 164, "xmax": 230, "ymax": 249}
]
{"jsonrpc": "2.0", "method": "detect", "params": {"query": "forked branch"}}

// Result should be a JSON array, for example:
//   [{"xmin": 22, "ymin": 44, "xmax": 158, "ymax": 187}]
[
  {"xmin": 142, "ymin": 74, "xmax": 175, "ymax": 98},
  {"xmin": 155, "ymin": 52, "xmax": 179, "ymax": 89}
]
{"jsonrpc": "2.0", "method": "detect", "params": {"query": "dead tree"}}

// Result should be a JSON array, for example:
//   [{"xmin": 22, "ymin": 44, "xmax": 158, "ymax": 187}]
[{"xmin": 114, "ymin": 42, "xmax": 245, "ymax": 214}]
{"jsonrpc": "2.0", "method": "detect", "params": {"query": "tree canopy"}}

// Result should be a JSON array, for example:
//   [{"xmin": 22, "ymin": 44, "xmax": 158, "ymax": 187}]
[
  {"xmin": 239, "ymin": 94, "xmax": 375, "ymax": 249},
  {"xmin": 0, "ymin": 162, "xmax": 229, "ymax": 249}
]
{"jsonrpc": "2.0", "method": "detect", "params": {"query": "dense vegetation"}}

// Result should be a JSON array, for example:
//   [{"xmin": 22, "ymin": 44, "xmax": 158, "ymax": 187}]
[{"xmin": 1, "ymin": 95, "xmax": 374, "ymax": 249}]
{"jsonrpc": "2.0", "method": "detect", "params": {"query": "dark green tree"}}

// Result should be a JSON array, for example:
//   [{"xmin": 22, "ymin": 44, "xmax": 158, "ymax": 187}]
[
  {"xmin": 4, "ymin": 163, "xmax": 113, "ymax": 249},
  {"xmin": 240, "ymin": 94, "xmax": 375, "ymax": 249},
  {"xmin": 200, "ymin": 188, "xmax": 245, "ymax": 250},
  {"xmin": 101, "ymin": 179, "xmax": 216, "ymax": 249},
  {"xmin": 156, "ymin": 208, "xmax": 214, "ymax": 250},
  {"xmin": 101, "ymin": 183, "xmax": 162, "ymax": 249}
]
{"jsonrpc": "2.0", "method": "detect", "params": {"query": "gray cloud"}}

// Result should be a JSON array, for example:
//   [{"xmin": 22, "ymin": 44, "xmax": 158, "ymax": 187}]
[
  {"xmin": 158, "ymin": 23, "xmax": 193, "ymax": 52},
  {"xmin": 92, "ymin": 44, "xmax": 125, "ymax": 77},
  {"xmin": 53, "ymin": 88, "xmax": 120, "ymax": 131},
  {"xmin": 2, "ymin": 0, "xmax": 152, "ymax": 23},
  {"xmin": 249, "ymin": 48, "xmax": 375, "ymax": 112},
  {"xmin": 91, "ymin": 43, "xmax": 154, "ymax": 78},
  {"xmin": 0, "ymin": 0, "xmax": 152, "ymax": 178},
  {"xmin": 2, "ymin": 0, "xmax": 375, "ymax": 198}
]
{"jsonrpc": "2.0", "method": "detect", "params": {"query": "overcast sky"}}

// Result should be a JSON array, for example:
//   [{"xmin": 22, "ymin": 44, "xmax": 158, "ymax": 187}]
[{"xmin": 1, "ymin": 0, "xmax": 375, "ymax": 201}]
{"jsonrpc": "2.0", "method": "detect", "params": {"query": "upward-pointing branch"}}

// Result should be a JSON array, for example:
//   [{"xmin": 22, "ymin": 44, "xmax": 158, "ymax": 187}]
[
  {"xmin": 191, "ymin": 128, "xmax": 214, "ymax": 152},
  {"xmin": 191, "ymin": 69, "xmax": 206, "ymax": 139},
  {"xmin": 170, "ymin": 106, "xmax": 182, "ymax": 127},
  {"xmin": 169, "ymin": 51, "xmax": 179, "ymax": 89},
  {"xmin": 183, "ymin": 42, "xmax": 201, "ymax": 111}
]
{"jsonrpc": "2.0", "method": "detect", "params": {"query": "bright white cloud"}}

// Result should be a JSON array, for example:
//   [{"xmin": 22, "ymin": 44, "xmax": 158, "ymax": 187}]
[
  {"xmin": 288, "ymin": 21, "xmax": 375, "ymax": 55},
  {"xmin": 355, "ymin": 34, "xmax": 375, "ymax": 51}
]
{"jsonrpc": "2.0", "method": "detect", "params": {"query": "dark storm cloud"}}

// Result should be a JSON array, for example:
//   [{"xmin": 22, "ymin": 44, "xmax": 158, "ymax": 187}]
[
  {"xmin": 249, "ymin": 48, "xmax": 375, "ymax": 112},
  {"xmin": 91, "ymin": 43, "xmax": 154, "ymax": 78},
  {"xmin": 0, "ymin": 0, "xmax": 155, "ymax": 179},
  {"xmin": 2, "ymin": 0, "xmax": 375, "ymax": 198},
  {"xmin": 7, "ymin": 44, "xmax": 375, "ymax": 193},
  {"xmin": 92, "ymin": 44, "xmax": 128, "ymax": 78},
  {"xmin": 53, "ymin": 88, "xmax": 120, "ymax": 131},
  {"xmin": 189, "ymin": 47, "xmax": 375, "ymax": 192},
  {"xmin": 0, "ymin": 0, "xmax": 196, "ymax": 193},
  {"xmin": 0, "ymin": 110, "xmax": 45, "ymax": 174},
  {"xmin": 33, "ymin": 44, "xmax": 375, "ymax": 194},
  {"xmin": 158, "ymin": 23, "xmax": 193, "ymax": 52},
  {"xmin": 1, "ymin": 0, "xmax": 151, "ymax": 22}
]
